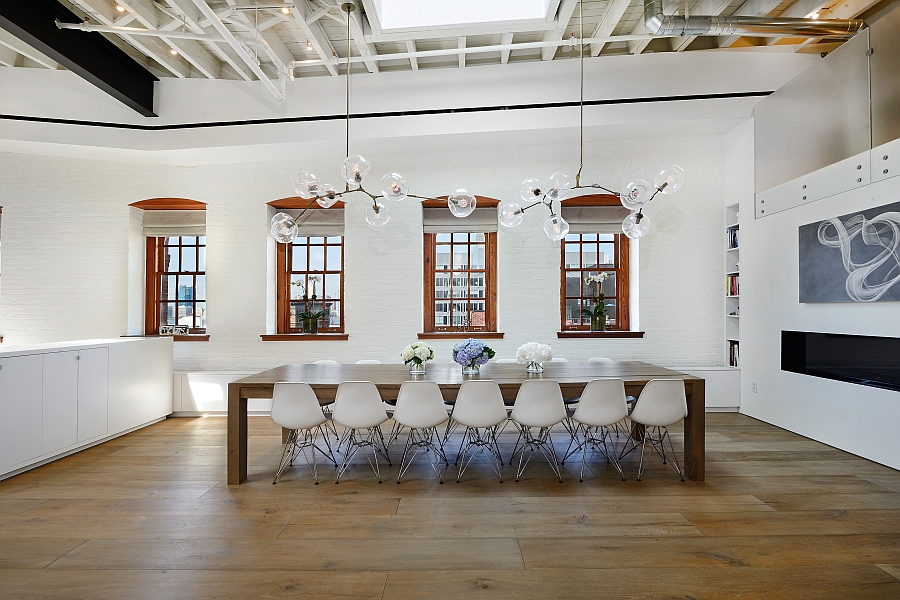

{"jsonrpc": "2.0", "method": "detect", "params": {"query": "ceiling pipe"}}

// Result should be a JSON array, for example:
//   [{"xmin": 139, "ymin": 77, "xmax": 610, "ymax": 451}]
[{"xmin": 644, "ymin": 0, "xmax": 864, "ymax": 38}]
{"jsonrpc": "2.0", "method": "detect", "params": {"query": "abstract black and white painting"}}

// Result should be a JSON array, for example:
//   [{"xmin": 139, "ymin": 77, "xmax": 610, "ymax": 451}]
[{"xmin": 799, "ymin": 200, "xmax": 900, "ymax": 303}]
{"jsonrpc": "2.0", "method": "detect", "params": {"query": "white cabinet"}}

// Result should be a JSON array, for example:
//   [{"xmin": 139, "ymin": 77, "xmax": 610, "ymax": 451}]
[
  {"xmin": 0, "ymin": 354, "xmax": 44, "ymax": 471},
  {"xmin": 77, "ymin": 348, "xmax": 108, "ymax": 442},
  {"xmin": 41, "ymin": 351, "xmax": 79, "ymax": 455}
]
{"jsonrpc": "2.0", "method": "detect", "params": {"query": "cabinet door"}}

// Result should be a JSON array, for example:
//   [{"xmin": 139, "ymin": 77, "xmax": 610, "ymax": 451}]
[
  {"xmin": 77, "ymin": 348, "xmax": 109, "ymax": 442},
  {"xmin": 0, "ymin": 354, "xmax": 44, "ymax": 471},
  {"xmin": 42, "ymin": 351, "xmax": 79, "ymax": 455}
]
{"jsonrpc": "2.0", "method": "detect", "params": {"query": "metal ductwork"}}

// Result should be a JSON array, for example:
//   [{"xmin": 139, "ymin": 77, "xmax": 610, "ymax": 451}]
[{"xmin": 644, "ymin": 0, "xmax": 864, "ymax": 38}]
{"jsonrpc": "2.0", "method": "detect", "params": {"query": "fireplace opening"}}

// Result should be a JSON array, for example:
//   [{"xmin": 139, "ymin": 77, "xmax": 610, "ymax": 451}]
[{"xmin": 782, "ymin": 331, "xmax": 900, "ymax": 392}]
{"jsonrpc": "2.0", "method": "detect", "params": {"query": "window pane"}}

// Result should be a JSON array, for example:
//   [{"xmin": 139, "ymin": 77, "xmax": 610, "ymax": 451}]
[
  {"xmin": 434, "ymin": 301, "xmax": 450, "ymax": 327},
  {"xmin": 565, "ymin": 272, "xmax": 581, "ymax": 297},
  {"xmin": 182, "ymin": 236, "xmax": 195, "ymax": 245},
  {"xmin": 327, "ymin": 236, "xmax": 341, "ymax": 244},
  {"xmin": 198, "ymin": 236, "xmax": 206, "ymax": 245},
  {"xmin": 177, "ymin": 275, "xmax": 193, "ymax": 300},
  {"xmin": 436, "ymin": 233, "xmax": 451, "ymax": 243},
  {"xmin": 469, "ymin": 272, "xmax": 485, "ymax": 298},
  {"xmin": 182, "ymin": 246, "xmax": 197, "ymax": 272},
  {"xmin": 599, "ymin": 234, "xmax": 615, "ymax": 242},
  {"xmin": 324, "ymin": 273, "xmax": 340, "ymax": 299},
  {"xmin": 565, "ymin": 298, "xmax": 582, "ymax": 326},
  {"xmin": 166, "ymin": 245, "xmax": 179, "ymax": 272},
  {"xmin": 565, "ymin": 244, "xmax": 580, "ymax": 268},
  {"xmin": 434, "ymin": 274, "xmax": 450, "ymax": 298},
  {"xmin": 307, "ymin": 275, "xmax": 323, "ymax": 297},
  {"xmin": 289, "ymin": 301, "xmax": 302, "ymax": 328},
  {"xmin": 453, "ymin": 233, "xmax": 468, "ymax": 242},
  {"xmin": 309, "ymin": 236, "xmax": 325, "ymax": 245},
  {"xmin": 598, "ymin": 243, "xmax": 615, "ymax": 266},
  {"xmin": 582, "ymin": 234, "xmax": 597, "ymax": 241},
  {"xmin": 290, "ymin": 275, "xmax": 306, "ymax": 299},
  {"xmin": 177, "ymin": 302, "xmax": 193, "ymax": 326},
  {"xmin": 195, "ymin": 302, "xmax": 206, "ymax": 328},
  {"xmin": 164, "ymin": 275, "xmax": 176, "ymax": 300},
  {"xmin": 195, "ymin": 275, "xmax": 206, "ymax": 301},
  {"xmin": 601, "ymin": 272, "xmax": 616, "ymax": 297},
  {"xmin": 324, "ymin": 300, "xmax": 340, "ymax": 327},
  {"xmin": 603, "ymin": 300, "xmax": 617, "ymax": 327},
  {"xmin": 292, "ymin": 245, "xmax": 307, "ymax": 271},
  {"xmin": 452, "ymin": 246, "xmax": 468, "ymax": 269},
  {"xmin": 565, "ymin": 234, "xmax": 578, "ymax": 242},
  {"xmin": 452, "ymin": 272, "xmax": 469, "ymax": 298},
  {"xmin": 582, "ymin": 244, "xmax": 598, "ymax": 268},
  {"xmin": 470, "ymin": 244, "xmax": 485, "ymax": 269},
  {"xmin": 309, "ymin": 246, "xmax": 325, "ymax": 271},
  {"xmin": 471, "ymin": 233, "xmax": 485, "ymax": 242},
  {"xmin": 295, "ymin": 236, "xmax": 308, "ymax": 244},
  {"xmin": 452, "ymin": 301, "xmax": 469, "ymax": 326},
  {"xmin": 326, "ymin": 245, "xmax": 341, "ymax": 271},
  {"xmin": 198, "ymin": 246, "xmax": 206, "ymax": 272},
  {"xmin": 435, "ymin": 245, "xmax": 451, "ymax": 270}
]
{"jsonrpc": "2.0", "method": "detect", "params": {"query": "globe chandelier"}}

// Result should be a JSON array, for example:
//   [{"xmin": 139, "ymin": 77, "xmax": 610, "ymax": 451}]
[
  {"xmin": 271, "ymin": 2, "xmax": 482, "ymax": 243},
  {"xmin": 496, "ymin": 0, "xmax": 684, "ymax": 241}
]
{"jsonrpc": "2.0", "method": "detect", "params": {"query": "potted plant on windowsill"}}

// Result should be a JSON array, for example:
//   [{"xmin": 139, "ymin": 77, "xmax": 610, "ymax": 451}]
[
  {"xmin": 582, "ymin": 272, "xmax": 612, "ymax": 332},
  {"xmin": 293, "ymin": 276, "xmax": 327, "ymax": 334}
]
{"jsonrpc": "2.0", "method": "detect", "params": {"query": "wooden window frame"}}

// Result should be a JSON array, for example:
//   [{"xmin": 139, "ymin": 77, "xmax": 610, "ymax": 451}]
[
  {"xmin": 276, "ymin": 235, "xmax": 345, "ymax": 334},
  {"xmin": 145, "ymin": 235, "xmax": 207, "ymax": 336},
  {"xmin": 560, "ymin": 233, "xmax": 630, "ymax": 332},
  {"xmin": 423, "ymin": 231, "xmax": 498, "ymax": 335}
]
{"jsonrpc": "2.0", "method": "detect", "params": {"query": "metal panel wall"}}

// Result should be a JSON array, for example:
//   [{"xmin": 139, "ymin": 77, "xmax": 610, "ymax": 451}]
[
  {"xmin": 870, "ymin": 8, "xmax": 900, "ymax": 148},
  {"xmin": 754, "ymin": 30, "xmax": 871, "ymax": 194}
]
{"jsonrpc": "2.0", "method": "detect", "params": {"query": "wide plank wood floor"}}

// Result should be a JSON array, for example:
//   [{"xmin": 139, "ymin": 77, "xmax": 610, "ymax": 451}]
[{"xmin": 1, "ymin": 413, "xmax": 899, "ymax": 599}]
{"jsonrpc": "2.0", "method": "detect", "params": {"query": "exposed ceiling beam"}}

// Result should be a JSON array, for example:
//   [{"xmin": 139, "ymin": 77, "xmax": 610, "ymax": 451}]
[
  {"xmin": 765, "ymin": 0, "xmax": 830, "ymax": 44},
  {"xmin": 405, "ymin": 39, "xmax": 417, "ymax": 70},
  {"xmin": 0, "ymin": 42, "xmax": 21, "ymax": 67},
  {"xmin": 0, "ymin": 27, "xmax": 58, "ymax": 68},
  {"xmin": 672, "ymin": 0, "xmax": 732, "ymax": 51},
  {"xmin": 358, "ymin": 0, "xmax": 381, "ymax": 33},
  {"xmin": 458, "ymin": 36, "xmax": 466, "ymax": 68},
  {"xmin": 365, "ymin": 20, "xmax": 557, "ymax": 43},
  {"xmin": 163, "ymin": 0, "xmax": 254, "ymax": 81},
  {"xmin": 341, "ymin": 5, "xmax": 379, "ymax": 73},
  {"xmin": 820, "ymin": 0, "xmax": 883, "ymax": 19},
  {"xmin": 500, "ymin": 32, "xmax": 513, "ymax": 64},
  {"xmin": 0, "ymin": 0, "xmax": 157, "ymax": 116},
  {"xmin": 590, "ymin": 0, "xmax": 630, "ymax": 56},
  {"xmin": 718, "ymin": 0, "xmax": 784, "ymax": 48},
  {"xmin": 541, "ymin": 0, "xmax": 578, "ymax": 60},
  {"xmin": 285, "ymin": 0, "xmax": 338, "ymax": 76}
]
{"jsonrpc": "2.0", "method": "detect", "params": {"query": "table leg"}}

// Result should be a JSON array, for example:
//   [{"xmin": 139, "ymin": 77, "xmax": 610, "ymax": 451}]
[
  {"xmin": 683, "ymin": 378, "xmax": 705, "ymax": 481},
  {"xmin": 227, "ymin": 383, "xmax": 248, "ymax": 485}
]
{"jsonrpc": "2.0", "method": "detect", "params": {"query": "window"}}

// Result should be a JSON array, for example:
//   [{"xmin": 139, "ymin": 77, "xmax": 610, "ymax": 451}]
[
  {"xmin": 145, "ymin": 236, "xmax": 207, "ymax": 334},
  {"xmin": 276, "ymin": 235, "xmax": 344, "ymax": 333},
  {"xmin": 561, "ymin": 233, "xmax": 630, "ymax": 331},
  {"xmin": 424, "ymin": 232, "xmax": 497, "ymax": 333}
]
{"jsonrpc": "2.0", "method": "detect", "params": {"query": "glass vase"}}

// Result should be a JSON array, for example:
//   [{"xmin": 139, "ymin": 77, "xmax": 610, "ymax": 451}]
[
  {"xmin": 590, "ymin": 315, "xmax": 606, "ymax": 332},
  {"xmin": 409, "ymin": 362, "xmax": 426, "ymax": 376},
  {"xmin": 302, "ymin": 318, "xmax": 318, "ymax": 334},
  {"xmin": 461, "ymin": 363, "xmax": 480, "ymax": 375},
  {"xmin": 526, "ymin": 361, "xmax": 544, "ymax": 374}
]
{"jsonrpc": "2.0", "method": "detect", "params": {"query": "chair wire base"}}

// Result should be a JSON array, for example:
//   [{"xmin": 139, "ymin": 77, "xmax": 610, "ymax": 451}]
[
  {"xmin": 456, "ymin": 425, "xmax": 505, "ymax": 483},
  {"xmin": 273, "ymin": 425, "xmax": 336, "ymax": 485},
  {"xmin": 397, "ymin": 426, "xmax": 448, "ymax": 484},
  {"xmin": 568, "ymin": 422, "xmax": 627, "ymax": 482},
  {"xmin": 620, "ymin": 424, "xmax": 684, "ymax": 482},
  {"xmin": 509, "ymin": 426, "xmax": 563, "ymax": 483},
  {"xmin": 335, "ymin": 426, "xmax": 392, "ymax": 484}
]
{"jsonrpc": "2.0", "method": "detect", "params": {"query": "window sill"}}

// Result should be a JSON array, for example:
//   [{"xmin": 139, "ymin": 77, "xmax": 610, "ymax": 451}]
[
  {"xmin": 122, "ymin": 334, "xmax": 209, "ymax": 342},
  {"xmin": 418, "ymin": 332, "xmax": 505, "ymax": 340},
  {"xmin": 557, "ymin": 331, "xmax": 645, "ymax": 339},
  {"xmin": 260, "ymin": 334, "xmax": 349, "ymax": 341}
]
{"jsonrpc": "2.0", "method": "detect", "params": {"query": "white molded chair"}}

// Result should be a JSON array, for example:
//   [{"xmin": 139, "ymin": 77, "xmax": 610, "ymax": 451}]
[
  {"xmin": 588, "ymin": 357, "xmax": 613, "ymax": 363},
  {"xmin": 451, "ymin": 380, "xmax": 508, "ymax": 483},
  {"xmin": 332, "ymin": 381, "xmax": 391, "ymax": 483},
  {"xmin": 568, "ymin": 379, "xmax": 629, "ymax": 482},
  {"xmin": 509, "ymin": 380, "xmax": 567, "ymax": 482},
  {"xmin": 356, "ymin": 359, "xmax": 381, "ymax": 364},
  {"xmin": 495, "ymin": 359, "xmax": 519, "ymax": 364},
  {"xmin": 314, "ymin": 359, "xmax": 338, "ymax": 364},
  {"xmin": 549, "ymin": 358, "xmax": 569, "ymax": 363},
  {"xmin": 270, "ymin": 383, "xmax": 336, "ymax": 485},
  {"xmin": 392, "ymin": 381, "xmax": 450, "ymax": 484},
  {"xmin": 625, "ymin": 379, "xmax": 688, "ymax": 481}
]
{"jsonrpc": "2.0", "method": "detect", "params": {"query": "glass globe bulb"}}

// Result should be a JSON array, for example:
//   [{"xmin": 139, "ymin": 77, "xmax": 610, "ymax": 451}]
[
  {"xmin": 622, "ymin": 212, "xmax": 650, "ymax": 239},
  {"xmin": 619, "ymin": 179, "xmax": 652, "ymax": 211},
  {"xmin": 316, "ymin": 183, "xmax": 337, "ymax": 208},
  {"xmin": 341, "ymin": 154, "xmax": 371, "ymax": 185},
  {"xmin": 497, "ymin": 201, "xmax": 524, "ymax": 228},
  {"xmin": 543, "ymin": 214, "xmax": 570, "ymax": 241},
  {"xmin": 519, "ymin": 178, "xmax": 543, "ymax": 203},
  {"xmin": 545, "ymin": 172, "xmax": 572, "ymax": 201},
  {"xmin": 380, "ymin": 172, "xmax": 409, "ymax": 201},
  {"xmin": 293, "ymin": 171, "xmax": 319, "ymax": 199},
  {"xmin": 271, "ymin": 212, "xmax": 298, "ymax": 243},
  {"xmin": 448, "ymin": 189, "xmax": 477, "ymax": 218},
  {"xmin": 654, "ymin": 165, "xmax": 684, "ymax": 194},
  {"xmin": 366, "ymin": 202, "xmax": 391, "ymax": 226}
]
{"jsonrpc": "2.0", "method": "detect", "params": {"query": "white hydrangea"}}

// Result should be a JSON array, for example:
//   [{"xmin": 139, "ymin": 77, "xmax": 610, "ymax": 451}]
[
  {"xmin": 401, "ymin": 342, "xmax": 434, "ymax": 364},
  {"xmin": 516, "ymin": 342, "xmax": 553, "ymax": 364}
]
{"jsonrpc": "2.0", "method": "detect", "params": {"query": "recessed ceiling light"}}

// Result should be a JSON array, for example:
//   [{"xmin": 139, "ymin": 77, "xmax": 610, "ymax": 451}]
[
  {"xmin": 281, "ymin": 7, "xmax": 290, "ymax": 14},
  {"xmin": 115, "ymin": 4, "xmax": 125, "ymax": 12},
  {"xmin": 170, "ymin": 47, "xmax": 178, "ymax": 55},
  {"xmin": 307, "ymin": 39, "xmax": 312, "ymax": 51}
]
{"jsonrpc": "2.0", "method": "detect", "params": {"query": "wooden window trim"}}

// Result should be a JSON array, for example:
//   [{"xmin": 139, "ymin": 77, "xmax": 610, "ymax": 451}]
[
  {"xmin": 130, "ymin": 198, "xmax": 207, "ymax": 211},
  {"xmin": 145, "ymin": 236, "xmax": 207, "ymax": 335},
  {"xmin": 276, "ymin": 235, "xmax": 345, "ymax": 334},
  {"xmin": 560, "ymin": 233, "xmax": 631, "ymax": 332},
  {"xmin": 423, "ymin": 232, "xmax": 499, "ymax": 335}
]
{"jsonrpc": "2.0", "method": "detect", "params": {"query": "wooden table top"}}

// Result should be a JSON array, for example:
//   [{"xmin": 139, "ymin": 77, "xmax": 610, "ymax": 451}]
[{"xmin": 231, "ymin": 361, "xmax": 701, "ymax": 402}]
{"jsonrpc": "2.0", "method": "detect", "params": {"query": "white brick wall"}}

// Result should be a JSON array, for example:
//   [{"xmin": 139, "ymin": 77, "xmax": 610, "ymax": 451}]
[{"xmin": 0, "ymin": 134, "xmax": 726, "ymax": 370}]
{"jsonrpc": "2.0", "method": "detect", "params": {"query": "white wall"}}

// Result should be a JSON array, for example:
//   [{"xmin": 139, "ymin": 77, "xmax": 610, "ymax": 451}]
[
  {"xmin": 740, "ymin": 174, "xmax": 900, "ymax": 470},
  {"xmin": 0, "ymin": 132, "xmax": 729, "ymax": 372}
]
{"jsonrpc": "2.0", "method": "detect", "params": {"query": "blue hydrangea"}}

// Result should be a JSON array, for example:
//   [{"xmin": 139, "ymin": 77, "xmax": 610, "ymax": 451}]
[{"xmin": 452, "ymin": 338, "xmax": 495, "ymax": 367}]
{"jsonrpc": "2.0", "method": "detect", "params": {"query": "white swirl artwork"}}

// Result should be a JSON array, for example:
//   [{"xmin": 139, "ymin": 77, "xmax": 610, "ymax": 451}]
[{"xmin": 815, "ymin": 209, "xmax": 900, "ymax": 302}]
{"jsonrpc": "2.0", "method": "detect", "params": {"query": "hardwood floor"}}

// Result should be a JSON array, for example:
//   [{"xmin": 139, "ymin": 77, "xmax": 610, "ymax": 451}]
[{"xmin": 1, "ymin": 413, "xmax": 899, "ymax": 599}]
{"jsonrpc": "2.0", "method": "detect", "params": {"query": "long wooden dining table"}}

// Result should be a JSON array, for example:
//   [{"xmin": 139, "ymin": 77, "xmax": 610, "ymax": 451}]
[{"xmin": 226, "ymin": 361, "xmax": 706, "ymax": 484}]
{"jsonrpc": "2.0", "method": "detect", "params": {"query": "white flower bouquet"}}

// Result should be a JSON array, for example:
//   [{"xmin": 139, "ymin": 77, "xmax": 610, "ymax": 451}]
[
  {"xmin": 516, "ymin": 342, "xmax": 553, "ymax": 373},
  {"xmin": 401, "ymin": 342, "xmax": 434, "ymax": 374}
]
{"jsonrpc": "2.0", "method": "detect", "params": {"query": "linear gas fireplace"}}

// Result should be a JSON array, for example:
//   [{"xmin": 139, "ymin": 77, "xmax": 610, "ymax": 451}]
[{"xmin": 782, "ymin": 331, "xmax": 900, "ymax": 392}]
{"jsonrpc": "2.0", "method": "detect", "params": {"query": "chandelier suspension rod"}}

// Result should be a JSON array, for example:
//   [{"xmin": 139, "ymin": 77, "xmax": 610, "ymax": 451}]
[{"xmin": 577, "ymin": 0, "xmax": 584, "ymax": 188}]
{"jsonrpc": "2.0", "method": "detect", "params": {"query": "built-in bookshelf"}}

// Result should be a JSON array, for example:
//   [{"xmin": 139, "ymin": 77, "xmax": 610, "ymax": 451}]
[{"xmin": 726, "ymin": 202, "xmax": 740, "ymax": 368}]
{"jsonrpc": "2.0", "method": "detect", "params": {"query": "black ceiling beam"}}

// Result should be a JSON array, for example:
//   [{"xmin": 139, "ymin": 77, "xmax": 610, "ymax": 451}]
[{"xmin": 0, "ymin": 0, "xmax": 158, "ymax": 117}]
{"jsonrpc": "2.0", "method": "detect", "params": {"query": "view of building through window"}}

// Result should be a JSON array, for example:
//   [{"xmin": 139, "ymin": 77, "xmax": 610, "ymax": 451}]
[
  {"xmin": 287, "ymin": 236, "xmax": 343, "ymax": 331},
  {"xmin": 562, "ymin": 233, "xmax": 625, "ymax": 330},
  {"xmin": 159, "ymin": 236, "xmax": 206, "ymax": 330},
  {"xmin": 433, "ymin": 232, "xmax": 487, "ymax": 329}
]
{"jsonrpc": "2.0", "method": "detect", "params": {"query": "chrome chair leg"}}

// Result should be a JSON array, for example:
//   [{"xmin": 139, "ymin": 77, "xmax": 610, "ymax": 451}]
[
  {"xmin": 397, "ymin": 426, "xmax": 447, "ymax": 484},
  {"xmin": 336, "ymin": 427, "xmax": 389, "ymax": 484},
  {"xmin": 456, "ymin": 426, "xmax": 504, "ymax": 483},
  {"xmin": 514, "ymin": 426, "xmax": 563, "ymax": 483}
]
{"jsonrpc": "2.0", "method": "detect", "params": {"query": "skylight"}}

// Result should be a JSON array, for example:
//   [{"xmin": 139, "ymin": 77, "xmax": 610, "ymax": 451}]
[{"xmin": 373, "ymin": 0, "xmax": 555, "ymax": 30}]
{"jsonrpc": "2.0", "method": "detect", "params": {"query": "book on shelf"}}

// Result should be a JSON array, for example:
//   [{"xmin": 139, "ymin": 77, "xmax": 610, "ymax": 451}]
[
  {"xmin": 728, "ymin": 340, "xmax": 740, "ymax": 367},
  {"xmin": 726, "ymin": 275, "xmax": 740, "ymax": 296},
  {"xmin": 727, "ymin": 228, "xmax": 739, "ymax": 249}
]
